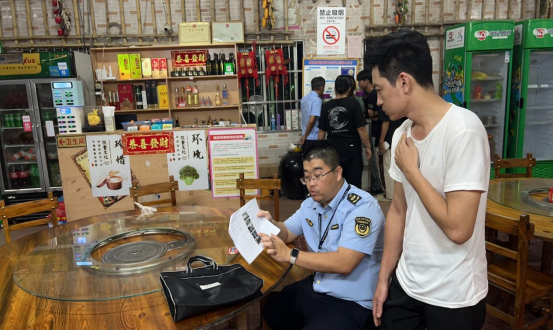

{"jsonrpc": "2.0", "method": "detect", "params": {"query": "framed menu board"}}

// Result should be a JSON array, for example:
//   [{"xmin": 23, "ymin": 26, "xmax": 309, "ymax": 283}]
[{"xmin": 212, "ymin": 22, "xmax": 244, "ymax": 43}]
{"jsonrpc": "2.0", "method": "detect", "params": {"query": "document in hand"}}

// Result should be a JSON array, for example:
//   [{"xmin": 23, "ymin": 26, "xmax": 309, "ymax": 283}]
[{"xmin": 228, "ymin": 198, "xmax": 280, "ymax": 264}]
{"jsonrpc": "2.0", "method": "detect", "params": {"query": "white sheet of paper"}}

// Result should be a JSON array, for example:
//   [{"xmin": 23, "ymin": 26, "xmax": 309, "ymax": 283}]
[
  {"xmin": 348, "ymin": 36, "xmax": 363, "ymax": 59},
  {"xmin": 45, "ymin": 121, "xmax": 55, "ymax": 137},
  {"xmin": 228, "ymin": 198, "xmax": 280, "ymax": 264}
]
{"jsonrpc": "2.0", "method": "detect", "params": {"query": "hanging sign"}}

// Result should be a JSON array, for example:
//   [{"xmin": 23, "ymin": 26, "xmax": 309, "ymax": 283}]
[
  {"xmin": 171, "ymin": 50, "xmax": 208, "ymax": 68},
  {"xmin": 167, "ymin": 130, "xmax": 209, "ymax": 191},
  {"xmin": 208, "ymin": 128, "xmax": 259, "ymax": 198},
  {"xmin": 121, "ymin": 132, "xmax": 175, "ymax": 155},
  {"xmin": 317, "ymin": 7, "xmax": 346, "ymax": 55}
]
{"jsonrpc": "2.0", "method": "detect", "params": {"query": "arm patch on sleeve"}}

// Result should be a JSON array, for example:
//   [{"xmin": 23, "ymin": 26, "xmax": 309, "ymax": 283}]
[{"xmin": 355, "ymin": 217, "xmax": 371, "ymax": 237}]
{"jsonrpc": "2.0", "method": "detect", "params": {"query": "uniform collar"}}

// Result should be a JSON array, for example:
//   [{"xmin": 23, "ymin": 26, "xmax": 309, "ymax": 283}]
[
  {"xmin": 314, "ymin": 180, "xmax": 349, "ymax": 212},
  {"xmin": 309, "ymin": 90, "xmax": 319, "ymax": 98}
]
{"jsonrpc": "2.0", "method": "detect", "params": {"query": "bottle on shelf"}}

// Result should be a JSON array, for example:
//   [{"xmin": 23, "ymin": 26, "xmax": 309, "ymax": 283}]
[
  {"xmin": 271, "ymin": 115, "xmax": 276, "ymax": 131},
  {"xmin": 30, "ymin": 164, "xmax": 40, "ymax": 187},
  {"xmin": 207, "ymin": 96, "xmax": 212, "ymax": 107},
  {"xmin": 19, "ymin": 165, "xmax": 30, "ymax": 187},
  {"xmin": 174, "ymin": 87, "xmax": 181, "ymax": 108},
  {"xmin": 229, "ymin": 53, "xmax": 237, "ymax": 74},
  {"xmin": 201, "ymin": 97, "xmax": 206, "ymax": 107},
  {"xmin": 180, "ymin": 87, "xmax": 186, "ymax": 107},
  {"xmin": 114, "ymin": 91, "xmax": 120, "ymax": 110},
  {"xmin": 175, "ymin": 116, "xmax": 180, "ymax": 128},
  {"xmin": 192, "ymin": 85, "xmax": 200, "ymax": 107},
  {"xmin": 198, "ymin": 67, "xmax": 206, "ymax": 76},
  {"xmin": 215, "ymin": 85, "xmax": 222, "ymax": 106},
  {"xmin": 213, "ymin": 54, "xmax": 220, "ymax": 75},
  {"xmin": 186, "ymin": 85, "xmax": 193, "ymax": 107},
  {"xmin": 219, "ymin": 53, "xmax": 226, "ymax": 75},
  {"xmin": 9, "ymin": 166, "xmax": 19, "ymax": 188},
  {"xmin": 222, "ymin": 84, "xmax": 229, "ymax": 105},
  {"xmin": 4, "ymin": 113, "xmax": 13, "ymax": 127},
  {"xmin": 206, "ymin": 54, "xmax": 212, "ymax": 76},
  {"xmin": 135, "ymin": 85, "xmax": 144, "ymax": 110},
  {"xmin": 14, "ymin": 113, "xmax": 22, "ymax": 127},
  {"xmin": 11, "ymin": 150, "xmax": 24, "ymax": 161}
]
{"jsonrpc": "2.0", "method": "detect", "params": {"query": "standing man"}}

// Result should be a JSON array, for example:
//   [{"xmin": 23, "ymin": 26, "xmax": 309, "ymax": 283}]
[
  {"xmin": 260, "ymin": 140, "xmax": 384, "ymax": 330},
  {"xmin": 300, "ymin": 77, "xmax": 325, "ymax": 152},
  {"xmin": 378, "ymin": 109, "xmax": 407, "ymax": 200},
  {"xmin": 367, "ymin": 30, "xmax": 489, "ymax": 329},
  {"xmin": 318, "ymin": 75, "xmax": 372, "ymax": 189},
  {"xmin": 357, "ymin": 70, "xmax": 385, "ymax": 196}
]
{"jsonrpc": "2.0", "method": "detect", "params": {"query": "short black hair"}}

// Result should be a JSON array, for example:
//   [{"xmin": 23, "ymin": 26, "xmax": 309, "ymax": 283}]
[
  {"xmin": 365, "ymin": 30, "xmax": 433, "ymax": 89},
  {"xmin": 357, "ymin": 69, "xmax": 373, "ymax": 84},
  {"xmin": 346, "ymin": 75, "xmax": 357, "ymax": 96},
  {"xmin": 311, "ymin": 77, "xmax": 326, "ymax": 91},
  {"xmin": 303, "ymin": 140, "xmax": 340, "ymax": 169},
  {"xmin": 334, "ymin": 75, "xmax": 352, "ymax": 95}
]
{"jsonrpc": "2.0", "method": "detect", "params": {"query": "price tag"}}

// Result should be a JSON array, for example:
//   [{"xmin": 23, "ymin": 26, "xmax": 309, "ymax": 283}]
[{"xmin": 22, "ymin": 115, "xmax": 32, "ymax": 132}]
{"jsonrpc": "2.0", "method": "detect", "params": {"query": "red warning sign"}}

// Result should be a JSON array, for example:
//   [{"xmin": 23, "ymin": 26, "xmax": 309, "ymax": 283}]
[{"xmin": 323, "ymin": 26, "xmax": 340, "ymax": 45}]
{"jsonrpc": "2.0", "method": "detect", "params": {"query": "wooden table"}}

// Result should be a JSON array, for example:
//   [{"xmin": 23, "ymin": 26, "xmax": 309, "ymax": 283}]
[
  {"xmin": 487, "ymin": 178, "xmax": 553, "ymax": 273},
  {"xmin": 0, "ymin": 206, "xmax": 291, "ymax": 330}
]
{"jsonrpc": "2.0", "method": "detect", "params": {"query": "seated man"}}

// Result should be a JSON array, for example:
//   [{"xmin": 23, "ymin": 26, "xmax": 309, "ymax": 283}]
[{"xmin": 259, "ymin": 140, "xmax": 384, "ymax": 330}]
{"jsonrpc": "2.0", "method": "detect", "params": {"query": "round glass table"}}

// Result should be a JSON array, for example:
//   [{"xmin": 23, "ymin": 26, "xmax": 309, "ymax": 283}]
[
  {"xmin": 13, "ymin": 212, "xmax": 237, "ymax": 301},
  {"xmin": 488, "ymin": 178, "xmax": 553, "ymax": 217}
]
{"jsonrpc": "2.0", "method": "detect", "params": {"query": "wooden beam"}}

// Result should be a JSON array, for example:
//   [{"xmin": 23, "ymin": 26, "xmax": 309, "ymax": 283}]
[
  {"xmin": 211, "ymin": 0, "xmax": 216, "ymax": 22},
  {"xmin": 370, "ymin": 0, "xmax": 374, "ymax": 28},
  {"xmin": 105, "ymin": 0, "xmax": 110, "ymax": 34},
  {"xmin": 226, "ymin": 0, "xmax": 231, "ymax": 21},
  {"xmin": 481, "ymin": 0, "xmax": 486, "ymax": 19},
  {"xmin": 284, "ymin": 0, "xmax": 289, "ymax": 40},
  {"xmin": 8, "ymin": 0, "xmax": 18, "ymax": 45},
  {"xmin": 72, "ymin": 0, "xmax": 82, "ymax": 37},
  {"xmin": 254, "ymin": 0, "xmax": 260, "ymax": 40},
  {"xmin": 467, "ymin": 0, "xmax": 473, "ymax": 21},
  {"xmin": 240, "ymin": 0, "xmax": 244, "ymax": 22},
  {"xmin": 494, "ymin": 0, "xmax": 500, "ymax": 19},
  {"xmin": 166, "ymin": 0, "xmax": 173, "ymax": 42},
  {"xmin": 152, "ymin": 0, "xmax": 158, "ymax": 43},
  {"xmin": 507, "ymin": 0, "xmax": 512, "ymax": 19},
  {"xmin": 182, "ymin": 0, "xmax": 186, "ymax": 22},
  {"xmin": 136, "ymin": 0, "xmax": 143, "ymax": 42},
  {"xmin": 455, "ymin": 0, "xmax": 460, "ymax": 21},
  {"xmin": 535, "ymin": 0, "xmax": 540, "ymax": 18},
  {"xmin": 412, "ymin": 0, "xmax": 416, "ymax": 23},
  {"xmin": 196, "ymin": 0, "xmax": 201, "ymax": 21},
  {"xmin": 119, "ymin": 0, "xmax": 127, "ymax": 43},
  {"xmin": 89, "ymin": 0, "xmax": 97, "ymax": 39},
  {"xmin": 25, "ymin": 0, "xmax": 34, "ymax": 45},
  {"xmin": 384, "ymin": 0, "xmax": 389, "ymax": 34}
]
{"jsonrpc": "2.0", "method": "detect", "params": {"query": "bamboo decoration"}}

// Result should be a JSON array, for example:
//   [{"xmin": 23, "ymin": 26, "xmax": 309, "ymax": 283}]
[
  {"xmin": 196, "ymin": 0, "xmax": 201, "ymax": 21},
  {"xmin": 8, "ymin": 0, "xmax": 19, "ymax": 45},
  {"xmin": 152, "ymin": 0, "xmax": 158, "ymax": 43},
  {"xmin": 119, "ymin": 0, "xmax": 127, "ymax": 43},
  {"xmin": 136, "ymin": 0, "xmax": 143, "ymax": 42},
  {"xmin": 25, "ymin": 0, "xmax": 34, "ymax": 45}
]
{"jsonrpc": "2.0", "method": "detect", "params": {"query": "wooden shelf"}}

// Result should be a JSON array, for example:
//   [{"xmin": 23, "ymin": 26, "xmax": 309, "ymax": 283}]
[
  {"xmin": 99, "ymin": 78, "xmax": 167, "ymax": 84},
  {"xmin": 172, "ymin": 105, "xmax": 240, "ymax": 111},
  {"xmin": 115, "ymin": 108, "xmax": 170, "ymax": 114},
  {"xmin": 167, "ymin": 75, "xmax": 237, "ymax": 81},
  {"xmin": 90, "ymin": 43, "xmax": 237, "ymax": 52}
]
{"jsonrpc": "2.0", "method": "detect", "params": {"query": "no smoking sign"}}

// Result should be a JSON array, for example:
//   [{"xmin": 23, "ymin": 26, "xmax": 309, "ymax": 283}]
[{"xmin": 323, "ymin": 26, "xmax": 340, "ymax": 45}]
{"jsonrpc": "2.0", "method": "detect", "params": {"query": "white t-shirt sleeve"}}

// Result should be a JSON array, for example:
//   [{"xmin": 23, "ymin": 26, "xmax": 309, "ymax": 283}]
[
  {"xmin": 388, "ymin": 127, "xmax": 405, "ymax": 183},
  {"xmin": 444, "ymin": 129, "xmax": 489, "ymax": 193}
]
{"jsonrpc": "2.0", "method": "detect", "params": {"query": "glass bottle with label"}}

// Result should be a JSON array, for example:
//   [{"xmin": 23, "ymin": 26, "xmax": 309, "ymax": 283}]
[
  {"xmin": 192, "ymin": 85, "xmax": 199, "ymax": 107},
  {"xmin": 213, "ymin": 54, "xmax": 220, "ymax": 75},
  {"xmin": 175, "ymin": 88, "xmax": 181, "ymax": 108},
  {"xmin": 215, "ymin": 85, "xmax": 222, "ymax": 106},
  {"xmin": 135, "ymin": 85, "xmax": 144, "ymax": 109},
  {"xmin": 222, "ymin": 84, "xmax": 229, "ymax": 105},
  {"xmin": 186, "ymin": 85, "xmax": 193, "ymax": 107},
  {"xmin": 180, "ymin": 87, "xmax": 186, "ymax": 107},
  {"xmin": 219, "ymin": 54, "xmax": 226, "ymax": 75},
  {"xmin": 206, "ymin": 54, "xmax": 212, "ymax": 75}
]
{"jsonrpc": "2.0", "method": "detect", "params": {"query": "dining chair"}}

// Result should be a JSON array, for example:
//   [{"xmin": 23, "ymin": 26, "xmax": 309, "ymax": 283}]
[
  {"xmin": 131, "ymin": 175, "xmax": 178, "ymax": 209},
  {"xmin": 494, "ymin": 153, "xmax": 536, "ymax": 179},
  {"xmin": 236, "ymin": 173, "xmax": 281, "ymax": 221},
  {"xmin": 0, "ymin": 191, "xmax": 58, "ymax": 244},
  {"xmin": 485, "ymin": 211, "xmax": 553, "ymax": 330}
]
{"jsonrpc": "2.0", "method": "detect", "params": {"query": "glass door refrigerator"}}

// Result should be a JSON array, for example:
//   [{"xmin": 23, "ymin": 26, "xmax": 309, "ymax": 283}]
[
  {"xmin": 508, "ymin": 19, "xmax": 553, "ymax": 177},
  {"xmin": 0, "ymin": 52, "xmax": 94, "ymax": 212},
  {"xmin": 442, "ymin": 21, "xmax": 515, "ymax": 163}
]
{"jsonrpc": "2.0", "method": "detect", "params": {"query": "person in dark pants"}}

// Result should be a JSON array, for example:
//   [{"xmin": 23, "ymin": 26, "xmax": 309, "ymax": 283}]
[
  {"xmin": 300, "ymin": 77, "xmax": 325, "ymax": 153},
  {"xmin": 318, "ymin": 75, "xmax": 372, "ymax": 189},
  {"xmin": 358, "ymin": 70, "xmax": 385, "ymax": 196},
  {"xmin": 259, "ymin": 141, "xmax": 384, "ymax": 330},
  {"xmin": 378, "ymin": 109, "xmax": 407, "ymax": 200},
  {"xmin": 367, "ymin": 30, "xmax": 489, "ymax": 330}
]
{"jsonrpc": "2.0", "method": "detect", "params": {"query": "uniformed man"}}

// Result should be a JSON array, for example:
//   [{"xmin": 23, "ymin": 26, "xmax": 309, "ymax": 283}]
[{"xmin": 259, "ymin": 140, "xmax": 384, "ymax": 330}]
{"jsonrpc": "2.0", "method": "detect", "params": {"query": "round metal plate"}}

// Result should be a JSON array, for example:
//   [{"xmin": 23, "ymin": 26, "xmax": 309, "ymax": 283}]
[{"xmin": 102, "ymin": 241, "xmax": 168, "ymax": 265}]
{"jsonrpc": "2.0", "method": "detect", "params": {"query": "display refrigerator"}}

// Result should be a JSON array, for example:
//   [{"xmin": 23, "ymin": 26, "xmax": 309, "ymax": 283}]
[
  {"xmin": 507, "ymin": 19, "xmax": 553, "ymax": 177},
  {"xmin": 0, "ymin": 51, "xmax": 94, "ymax": 211},
  {"xmin": 442, "ymin": 20, "xmax": 515, "ymax": 163}
]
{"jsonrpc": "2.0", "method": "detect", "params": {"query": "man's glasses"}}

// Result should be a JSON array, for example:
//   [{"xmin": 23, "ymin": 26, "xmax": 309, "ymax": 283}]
[{"xmin": 300, "ymin": 167, "xmax": 336, "ymax": 185}]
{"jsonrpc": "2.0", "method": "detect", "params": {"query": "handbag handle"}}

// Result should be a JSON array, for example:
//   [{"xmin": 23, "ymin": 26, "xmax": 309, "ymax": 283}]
[{"xmin": 186, "ymin": 255, "xmax": 219, "ymax": 273}]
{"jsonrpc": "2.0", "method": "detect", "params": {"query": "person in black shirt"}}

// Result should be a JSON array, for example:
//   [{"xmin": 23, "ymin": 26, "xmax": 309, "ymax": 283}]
[
  {"xmin": 318, "ymin": 75, "xmax": 372, "ymax": 189},
  {"xmin": 358, "ymin": 70, "xmax": 385, "ymax": 195}
]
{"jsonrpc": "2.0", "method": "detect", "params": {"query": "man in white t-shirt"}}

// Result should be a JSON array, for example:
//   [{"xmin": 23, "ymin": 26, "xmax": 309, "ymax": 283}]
[{"xmin": 366, "ymin": 30, "xmax": 489, "ymax": 329}]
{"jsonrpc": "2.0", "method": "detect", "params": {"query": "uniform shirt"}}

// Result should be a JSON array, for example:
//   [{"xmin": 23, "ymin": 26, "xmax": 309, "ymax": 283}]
[
  {"xmin": 319, "ymin": 96, "xmax": 367, "ymax": 145},
  {"xmin": 389, "ymin": 104, "xmax": 489, "ymax": 308},
  {"xmin": 284, "ymin": 180, "xmax": 385, "ymax": 309},
  {"xmin": 301, "ymin": 91, "xmax": 322, "ymax": 141}
]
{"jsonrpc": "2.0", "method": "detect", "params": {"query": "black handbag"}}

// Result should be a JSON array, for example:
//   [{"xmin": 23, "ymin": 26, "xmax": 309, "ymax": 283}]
[{"xmin": 160, "ymin": 255, "xmax": 264, "ymax": 322}]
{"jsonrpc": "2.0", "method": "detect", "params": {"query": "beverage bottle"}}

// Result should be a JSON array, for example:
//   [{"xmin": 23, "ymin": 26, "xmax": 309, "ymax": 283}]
[
  {"xmin": 215, "ymin": 85, "xmax": 222, "ymax": 106},
  {"xmin": 174, "ymin": 88, "xmax": 180, "ymax": 108},
  {"xmin": 192, "ymin": 85, "xmax": 199, "ymax": 107},
  {"xmin": 186, "ymin": 85, "xmax": 193, "ymax": 107},
  {"xmin": 19, "ymin": 165, "xmax": 30, "ymax": 187},
  {"xmin": 219, "ymin": 54, "xmax": 226, "ymax": 75},
  {"xmin": 213, "ymin": 54, "xmax": 220, "ymax": 75},
  {"xmin": 30, "ymin": 164, "xmax": 40, "ymax": 187},
  {"xmin": 9, "ymin": 165, "xmax": 19, "ymax": 188},
  {"xmin": 6, "ymin": 113, "xmax": 13, "ymax": 127},
  {"xmin": 222, "ymin": 84, "xmax": 229, "ymax": 105},
  {"xmin": 135, "ymin": 85, "xmax": 144, "ymax": 109},
  {"xmin": 11, "ymin": 150, "xmax": 24, "ymax": 161},
  {"xmin": 229, "ymin": 53, "xmax": 236, "ymax": 74},
  {"xmin": 15, "ymin": 113, "xmax": 23, "ymax": 127},
  {"xmin": 271, "ymin": 116, "xmax": 276, "ymax": 131},
  {"xmin": 206, "ymin": 53, "xmax": 212, "ymax": 75}
]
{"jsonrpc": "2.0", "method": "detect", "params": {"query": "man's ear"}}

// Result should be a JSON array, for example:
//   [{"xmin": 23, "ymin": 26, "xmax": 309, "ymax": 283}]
[
  {"xmin": 335, "ymin": 166, "xmax": 343, "ymax": 182},
  {"xmin": 398, "ymin": 72, "xmax": 412, "ymax": 94}
]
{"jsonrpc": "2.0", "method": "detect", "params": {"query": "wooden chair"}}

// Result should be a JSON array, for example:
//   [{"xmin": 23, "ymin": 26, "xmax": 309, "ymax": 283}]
[
  {"xmin": 485, "ymin": 212, "xmax": 553, "ymax": 330},
  {"xmin": 494, "ymin": 153, "xmax": 536, "ymax": 179},
  {"xmin": 236, "ymin": 173, "xmax": 281, "ymax": 221},
  {"xmin": 0, "ymin": 191, "xmax": 58, "ymax": 244},
  {"xmin": 131, "ymin": 175, "xmax": 178, "ymax": 209}
]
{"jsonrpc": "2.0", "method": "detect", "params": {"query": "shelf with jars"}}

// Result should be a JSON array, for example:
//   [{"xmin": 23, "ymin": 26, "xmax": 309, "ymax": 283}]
[{"xmin": 90, "ymin": 44, "xmax": 241, "ymax": 125}]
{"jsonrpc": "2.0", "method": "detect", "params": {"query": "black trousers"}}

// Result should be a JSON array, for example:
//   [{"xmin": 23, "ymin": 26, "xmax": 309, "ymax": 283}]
[
  {"xmin": 263, "ymin": 276, "xmax": 376, "ymax": 330},
  {"xmin": 332, "ymin": 140, "xmax": 363, "ymax": 188},
  {"xmin": 382, "ymin": 273, "xmax": 486, "ymax": 330}
]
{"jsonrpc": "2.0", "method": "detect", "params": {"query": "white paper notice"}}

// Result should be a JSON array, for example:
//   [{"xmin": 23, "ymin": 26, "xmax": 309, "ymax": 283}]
[
  {"xmin": 167, "ymin": 130, "xmax": 209, "ymax": 190},
  {"xmin": 228, "ymin": 199, "xmax": 280, "ymax": 264},
  {"xmin": 348, "ymin": 36, "xmax": 363, "ymax": 59}
]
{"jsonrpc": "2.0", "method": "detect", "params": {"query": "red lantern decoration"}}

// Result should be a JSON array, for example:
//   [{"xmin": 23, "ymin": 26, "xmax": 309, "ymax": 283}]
[
  {"xmin": 264, "ymin": 48, "xmax": 289, "ymax": 99},
  {"xmin": 237, "ymin": 42, "xmax": 260, "ymax": 100},
  {"xmin": 57, "ymin": 28, "xmax": 64, "ymax": 36},
  {"xmin": 55, "ymin": 16, "xmax": 62, "ymax": 24},
  {"xmin": 52, "ymin": 0, "xmax": 58, "ymax": 6},
  {"xmin": 53, "ymin": 7, "xmax": 59, "ymax": 14}
]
